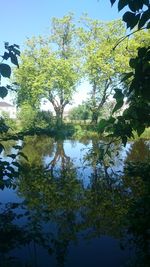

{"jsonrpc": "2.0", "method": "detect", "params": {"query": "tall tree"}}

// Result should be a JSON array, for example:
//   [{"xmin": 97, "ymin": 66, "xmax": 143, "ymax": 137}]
[
  {"xmin": 14, "ymin": 14, "xmax": 80, "ymax": 126},
  {"xmin": 78, "ymin": 17, "xmax": 127, "ymax": 124},
  {"xmin": 78, "ymin": 16, "xmax": 149, "ymax": 124}
]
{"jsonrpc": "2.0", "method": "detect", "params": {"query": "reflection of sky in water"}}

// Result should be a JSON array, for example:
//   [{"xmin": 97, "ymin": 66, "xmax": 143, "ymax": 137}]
[
  {"xmin": 44, "ymin": 140, "xmax": 93, "ymax": 186},
  {"xmin": 44, "ymin": 140, "xmax": 132, "ymax": 187}
]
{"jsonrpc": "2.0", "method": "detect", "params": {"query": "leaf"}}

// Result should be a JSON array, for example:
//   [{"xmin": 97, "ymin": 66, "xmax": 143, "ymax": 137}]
[
  {"xmin": 13, "ymin": 48, "xmax": 21, "ymax": 56},
  {"xmin": 128, "ymin": 1, "xmax": 143, "ymax": 12},
  {"xmin": 14, "ymin": 44, "xmax": 20, "ymax": 49},
  {"xmin": 98, "ymin": 119, "xmax": 109, "ymax": 133},
  {"xmin": 113, "ymin": 99, "xmax": 124, "ymax": 113},
  {"xmin": 0, "ymin": 144, "xmax": 4, "ymax": 153},
  {"xmin": 18, "ymin": 152, "xmax": 28, "ymax": 161},
  {"xmin": 0, "ymin": 63, "xmax": 11, "ymax": 78},
  {"xmin": 123, "ymin": 12, "xmax": 141, "ymax": 29},
  {"xmin": 113, "ymin": 88, "xmax": 124, "ymax": 100},
  {"xmin": 122, "ymin": 136, "xmax": 127, "ymax": 147},
  {"xmin": 129, "ymin": 58, "xmax": 136, "ymax": 68},
  {"xmin": 121, "ymin": 72, "xmax": 133, "ymax": 82},
  {"xmin": 118, "ymin": 0, "xmax": 128, "ymax": 11},
  {"xmin": 2, "ymin": 52, "xmax": 10, "ymax": 60},
  {"xmin": 138, "ymin": 9, "xmax": 150, "ymax": 29},
  {"xmin": 10, "ymin": 53, "xmax": 19, "ymax": 67},
  {"xmin": 0, "ymin": 86, "xmax": 8, "ymax": 98},
  {"xmin": 110, "ymin": 0, "xmax": 117, "ymax": 6},
  {"xmin": 4, "ymin": 42, "xmax": 9, "ymax": 49}
]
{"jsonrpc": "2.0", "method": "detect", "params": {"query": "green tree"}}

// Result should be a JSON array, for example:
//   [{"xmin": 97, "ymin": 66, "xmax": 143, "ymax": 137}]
[
  {"xmin": 18, "ymin": 102, "xmax": 53, "ymax": 131},
  {"xmin": 78, "ymin": 17, "xmax": 127, "ymax": 124},
  {"xmin": 69, "ymin": 103, "xmax": 91, "ymax": 121},
  {"xmin": 78, "ymin": 15, "xmax": 149, "ymax": 125},
  {"xmin": 14, "ymin": 14, "xmax": 80, "ymax": 127}
]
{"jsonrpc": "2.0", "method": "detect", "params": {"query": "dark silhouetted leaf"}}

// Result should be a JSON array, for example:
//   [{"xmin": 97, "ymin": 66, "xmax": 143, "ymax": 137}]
[
  {"xmin": 0, "ymin": 63, "xmax": 11, "ymax": 78},
  {"xmin": 113, "ymin": 100, "xmax": 124, "ymax": 113},
  {"xmin": 118, "ymin": 0, "xmax": 128, "ymax": 11},
  {"xmin": 138, "ymin": 9, "xmax": 150, "ymax": 29},
  {"xmin": 10, "ymin": 53, "xmax": 19, "ymax": 67},
  {"xmin": 13, "ymin": 48, "xmax": 21, "ymax": 56},
  {"xmin": 110, "ymin": 0, "xmax": 116, "ymax": 6},
  {"xmin": 123, "ymin": 12, "xmax": 141, "ymax": 29},
  {"xmin": 113, "ymin": 88, "xmax": 124, "ymax": 100},
  {"xmin": 128, "ymin": 0, "xmax": 143, "ymax": 12},
  {"xmin": 0, "ymin": 86, "xmax": 8, "ymax": 98},
  {"xmin": 14, "ymin": 44, "xmax": 20, "ymax": 49},
  {"xmin": 2, "ymin": 52, "xmax": 10, "ymax": 60},
  {"xmin": 129, "ymin": 58, "xmax": 137, "ymax": 68}
]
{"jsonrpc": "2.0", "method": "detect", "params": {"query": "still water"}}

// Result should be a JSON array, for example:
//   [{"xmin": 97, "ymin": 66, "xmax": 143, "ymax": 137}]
[{"xmin": 0, "ymin": 137, "xmax": 150, "ymax": 267}]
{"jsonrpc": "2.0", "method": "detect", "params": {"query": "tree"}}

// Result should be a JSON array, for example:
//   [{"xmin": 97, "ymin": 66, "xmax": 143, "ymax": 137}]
[
  {"xmin": 14, "ymin": 14, "xmax": 80, "ymax": 126},
  {"xmin": 78, "ymin": 17, "xmax": 134, "ymax": 124},
  {"xmin": 69, "ymin": 103, "xmax": 91, "ymax": 121}
]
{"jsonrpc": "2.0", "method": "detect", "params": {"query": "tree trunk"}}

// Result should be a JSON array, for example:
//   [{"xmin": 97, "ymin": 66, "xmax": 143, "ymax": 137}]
[
  {"xmin": 55, "ymin": 107, "xmax": 64, "ymax": 127},
  {"xmin": 91, "ymin": 110, "xmax": 99, "ymax": 125}
]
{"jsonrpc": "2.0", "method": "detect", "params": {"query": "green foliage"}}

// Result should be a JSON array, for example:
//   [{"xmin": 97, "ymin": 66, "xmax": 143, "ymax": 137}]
[
  {"xmin": 69, "ymin": 103, "xmax": 91, "ymax": 121},
  {"xmin": 78, "ymin": 16, "xmax": 148, "ymax": 124},
  {"xmin": 18, "ymin": 103, "xmax": 53, "ymax": 131},
  {"xmin": 14, "ymin": 14, "xmax": 80, "ymax": 126}
]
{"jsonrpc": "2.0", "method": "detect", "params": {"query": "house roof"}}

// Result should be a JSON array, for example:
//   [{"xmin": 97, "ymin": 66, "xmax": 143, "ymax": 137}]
[{"xmin": 0, "ymin": 101, "xmax": 14, "ymax": 107}]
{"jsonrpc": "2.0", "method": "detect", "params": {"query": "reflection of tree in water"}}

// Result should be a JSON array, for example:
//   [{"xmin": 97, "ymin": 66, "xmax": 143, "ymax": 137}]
[
  {"xmin": 125, "ymin": 139, "xmax": 150, "ymax": 163},
  {"xmin": 82, "ymin": 139, "xmax": 129, "ymax": 239},
  {"xmin": 22, "ymin": 135, "xmax": 55, "ymax": 165},
  {"xmin": 47, "ymin": 140, "xmax": 71, "ymax": 177},
  {"xmin": 123, "ymin": 139, "xmax": 150, "ymax": 267},
  {"xmin": 14, "ymin": 154, "xmax": 84, "ymax": 266}
]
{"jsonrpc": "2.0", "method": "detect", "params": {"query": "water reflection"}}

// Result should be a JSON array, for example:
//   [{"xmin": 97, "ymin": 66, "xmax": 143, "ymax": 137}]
[{"xmin": 0, "ymin": 138, "xmax": 149, "ymax": 267}]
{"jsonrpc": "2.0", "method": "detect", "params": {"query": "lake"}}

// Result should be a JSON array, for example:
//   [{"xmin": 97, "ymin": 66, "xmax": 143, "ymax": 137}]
[{"xmin": 0, "ymin": 137, "xmax": 150, "ymax": 267}]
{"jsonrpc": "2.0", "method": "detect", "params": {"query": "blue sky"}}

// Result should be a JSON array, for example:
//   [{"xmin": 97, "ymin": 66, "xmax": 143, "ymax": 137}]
[
  {"xmin": 0, "ymin": 0, "xmax": 124, "ymax": 108},
  {"xmin": 0, "ymin": 0, "xmax": 123, "ymax": 49}
]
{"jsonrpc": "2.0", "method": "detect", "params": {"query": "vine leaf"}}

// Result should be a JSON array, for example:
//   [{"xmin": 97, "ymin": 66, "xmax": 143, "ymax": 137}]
[
  {"xmin": 0, "ymin": 86, "xmax": 8, "ymax": 98},
  {"xmin": 0, "ymin": 63, "xmax": 11, "ymax": 78}
]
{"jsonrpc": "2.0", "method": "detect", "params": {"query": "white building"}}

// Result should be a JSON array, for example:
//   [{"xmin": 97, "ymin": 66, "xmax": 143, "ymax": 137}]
[{"xmin": 0, "ymin": 102, "xmax": 17, "ymax": 119}]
